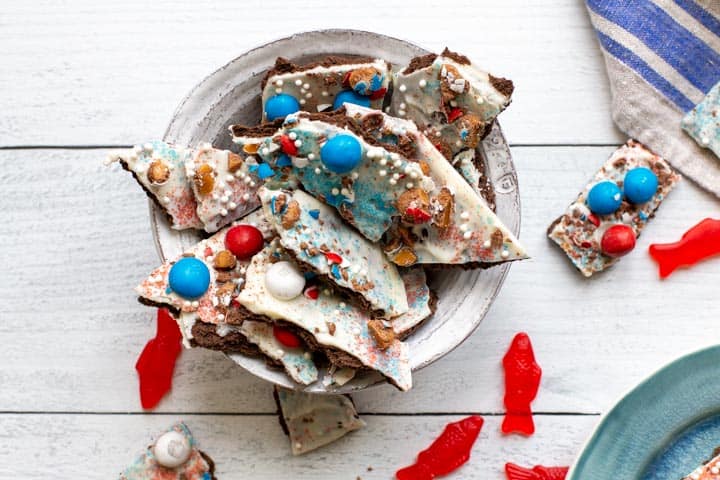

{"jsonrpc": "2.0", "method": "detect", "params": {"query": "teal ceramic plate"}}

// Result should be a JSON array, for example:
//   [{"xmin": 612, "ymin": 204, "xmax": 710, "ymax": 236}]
[{"xmin": 569, "ymin": 345, "xmax": 720, "ymax": 480}]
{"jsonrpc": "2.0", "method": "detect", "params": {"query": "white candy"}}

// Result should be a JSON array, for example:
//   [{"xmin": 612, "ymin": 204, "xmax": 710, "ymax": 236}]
[
  {"xmin": 153, "ymin": 430, "xmax": 191, "ymax": 468},
  {"xmin": 265, "ymin": 261, "xmax": 305, "ymax": 300}
]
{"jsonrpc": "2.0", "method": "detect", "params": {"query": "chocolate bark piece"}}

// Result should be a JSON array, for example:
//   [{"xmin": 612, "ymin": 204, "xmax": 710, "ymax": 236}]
[
  {"xmin": 389, "ymin": 48, "xmax": 513, "ymax": 183},
  {"xmin": 682, "ymin": 80, "xmax": 720, "ymax": 157},
  {"xmin": 681, "ymin": 446, "xmax": 720, "ymax": 480},
  {"xmin": 273, "ymin": 386, "xmax": 365, "ymax": 455},
  {"xmin": 259, "ymin": 187, "xmax": 409, "ymax": 318},
  {"xmin": 119, "ymin": 423, "xmax": 216, "ymax": 480},
  {"xmin": 107, "ymin": 141, "xmax": 203, "ymax": 230},
  {"xmin": 184, "ymin": 142, "xmax": 262, "ymax": 233},
  {"xmin": 261, "ymin": 56, "xmax": 391, "ymax": 121},
  {"xmin": 135, "ymin": 209, "xmax": 275, "ymax": 346},
  {"xmin": 548, "ymin": 140, "xmax": 680, "ymax": 277},
  {"xmin": 238, "ymin": 108, "xmax": 527, "ymax": 269},
  {"xmin": 236, "ymin": 245, "xmax": 412, "ymax": 391}
]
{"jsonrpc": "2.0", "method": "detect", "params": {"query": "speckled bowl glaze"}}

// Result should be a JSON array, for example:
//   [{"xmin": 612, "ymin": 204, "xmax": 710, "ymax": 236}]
[
  {"xmin": 154, "ymin": 29, "xmax": 521, "ymax": 393},
  {"xmin": 568, "ymin": 345, "xmax": 720, "ymax": 480}
]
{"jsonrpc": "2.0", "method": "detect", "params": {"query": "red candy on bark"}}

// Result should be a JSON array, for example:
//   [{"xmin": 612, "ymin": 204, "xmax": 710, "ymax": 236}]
[
  {"xmin": 324, "ymin": 251, "xmax": 343, "ymax": 264},
  {"xmin": 601, "ymin": 224, "xmax": 636, "ymax": 257},
  {"xmin": 273, "ymin": 325, "xmax": 302, "ymax": 348},
  {"xmin": 279, "ymin": 134, "xmax": 298, "ymax": 156},
  {"xmin": 225, "ymin": 225, "xmax": 264, "ymax": 260},
  {"xmin": 369, "ymin": 87, "xmax": 387, "ymax": 100},
  {"xmin": 447, "ymin": 107, "xmax": 464, "ymax": 123}
]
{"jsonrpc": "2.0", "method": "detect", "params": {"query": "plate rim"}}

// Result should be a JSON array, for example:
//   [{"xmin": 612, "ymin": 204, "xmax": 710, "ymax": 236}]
[
  {"xmin": 567, "ymin": 344, "xmax": 720, "ymax": 479},
  {"xmin": 153, "ymin": 28, "xmax": 522, "ymax": 392}
]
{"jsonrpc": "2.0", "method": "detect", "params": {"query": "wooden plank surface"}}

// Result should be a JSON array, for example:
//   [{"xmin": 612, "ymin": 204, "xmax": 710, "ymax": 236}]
[
  {"xmin": 0, "ymin": 414, "xmax": 596, "ymax": 479},
  {"xmin": 2, "ymin": 147, "xmax": 717, "ymax": 416},
  {"xmin": 0, "ymin": 0, "xmax": 623, "ymax": 147}
]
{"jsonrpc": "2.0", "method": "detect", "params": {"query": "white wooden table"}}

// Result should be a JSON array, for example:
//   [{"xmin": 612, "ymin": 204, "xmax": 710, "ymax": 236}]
[{"xmin": 2, "ymin": 1, "xmax": 719, "ymax": 478}]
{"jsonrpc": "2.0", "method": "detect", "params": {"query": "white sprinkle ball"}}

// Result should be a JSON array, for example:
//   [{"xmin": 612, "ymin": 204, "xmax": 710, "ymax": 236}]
[
  {"xmin": 461, "ymin": 211, "xmax": 470, "ymax": 219},
  {"xmin": 331, "ymin": 188, "xmax": 340, "ymax": 195},
  {"xmin": 294, "ymin": 139, "xmax": 302, "ymax": 147},
  {"xmin": 300, "ymin": 99, "xmax": 306, "ymax": 105},
  {"xmin": 294, "ymin": 79, "xmax": 302, "ymax": 86},
  {"xmin": 228, "ymin": 201, "xmax": 237, "ymax": 209},
  {"xmin": 289, "ymin": 132, "xmax": 297, "ymax": 140},
  {"xmin": 308, "ymin": 153, "xmax": 315, "ymax": 160},
  {"xmin": 314, "ymin": 167, "xmax": 322, "ymax": 174},
  {"xmin": 406, "ymin": 182, "xmax": 414, "ymax": 189},
  {"xmin": 275, "ymin": 79, "xmax": 283, "ymax": 87},
  {"xmin": 399, "ymin": 84, "xmax": 407, "ymax": 92},
  {"xmin": 303, "ymin": 83, "xmax": 310, "ymax": 90},
  {"xmin": 379, "ymin": 170, "xmax": 387, "ymax": 177},
  {"xmin": 483, "ymin": 240, "xmax": 492, "ymax": 248},
  {"xmin": 419, "ymin": 79, "xmax": 427, "ymax": 87},
  {"xmin": 463, "ymin": 231, "xmax": 473, "ymax": 240},
  {"xmin": 275, "ymin": 88, "xmax": 282, "ymax": 94}
]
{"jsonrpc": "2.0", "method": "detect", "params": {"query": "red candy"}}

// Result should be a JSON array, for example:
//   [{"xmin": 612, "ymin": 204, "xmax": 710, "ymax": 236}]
[
  {"xmin": 600, "ymin": 224, "xmax": 636, "ymax": 258},
  {"xmin": 135, "ymin": 309, "xmax": 183, "ymax": 410},
  {"xmin": 279, "ymin": 135, "xmax": 298, "ymax": 156},
  {"xmin": 369, "ymin": 87, "xmax": 387, "ymax": 100},
  {"xmin": 273, "ymin": 325, "xmax": 302, "ymax": 348},
  {"xmin": 502, "ymin": 333, "xmax": 542, "ymax": 436},
  {"xmin": 304, "ymin": 286, "xmax": 319, "ymax": 300},
  {"xmin": 396, "ymin": 415, "xmax": 484, "ymax": 480},
  {"xmin": 447, "ymin": 107, "xmax": 464, "ymax": 123},
  {"xmin": 505, "ymin": 463, "xmax": 569, "ymax": 480},
  {"xmin": 649, "ymin": 218, "xmax": 720, "ymax": 278},
  {"xmin": 324, "ymin": 251, "xmax": 343, "ymax": 265},
  {"xmin": 587, "ymin": 213, "xmax": 600, "ymax": 227},
  {"xmin": 225, "ymin": 225, "xmax": 264, "ymax": 260},
  {"xmin": 406, "ymin": 207, "xmax": 432, "ymax": 224}
]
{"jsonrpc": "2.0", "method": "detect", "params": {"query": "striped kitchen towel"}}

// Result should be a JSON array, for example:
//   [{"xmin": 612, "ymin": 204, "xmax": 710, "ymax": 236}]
[{"xmin": 586, "ymin": 0, "xmax": 720, "ymax": 197}]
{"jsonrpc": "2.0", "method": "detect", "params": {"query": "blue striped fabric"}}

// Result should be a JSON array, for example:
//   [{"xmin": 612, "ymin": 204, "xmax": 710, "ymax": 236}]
[
  {"xmin": 596, "ymin": 31, "xmax": 696, "ymax": 111},
  {"xmin": 673, "ymin": 0, "xmax": 720, "ymax": 36},
  {"xmin": 587, "ymin": 0, "xmax": 720, "ymax": 112}
]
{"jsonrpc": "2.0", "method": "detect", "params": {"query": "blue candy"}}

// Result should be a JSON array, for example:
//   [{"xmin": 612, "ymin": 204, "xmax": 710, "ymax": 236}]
[
  {"xmin": 168, "ymin": 257, "xmax": 210, "ymax": 299},
  {"xmin": 264, "ymin": 94, "xmax": 300, "ymax": 121},
  {"xmin": 276, "ymin": 154, "xmax": 292, "ymax": 167},
  {"xmin": 587, "ymin": 181, "xmax": 622, "ymax": 215},
  {"xmin": 623, "ymin": 167, "xmax": 658, "ymax": 204},
  {"xmin": 256, "ymin": 163, "xmax": 275, "ymax": 179},
  {"xmin": 332, "ymin": 90, "xmax": 371, "ymax": 110},
  {"xmin": 320, "ymin": 134, "xmax": 362, "ymax": 174}
]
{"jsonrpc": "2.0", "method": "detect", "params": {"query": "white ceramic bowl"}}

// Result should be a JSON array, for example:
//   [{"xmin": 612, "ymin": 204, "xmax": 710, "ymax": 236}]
[{"xmin": 154, "ymin": 29, "xmax": 521, "ymax": 392}]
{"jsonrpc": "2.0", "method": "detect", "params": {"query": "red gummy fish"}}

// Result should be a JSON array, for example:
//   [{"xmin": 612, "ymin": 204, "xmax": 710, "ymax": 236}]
[
  {"xmin": 648, "ymin": 218, "xmax": 720, "ymax": 278},
  {"xmin": 396, "ymin": 415, "xmax": 484, "ymax": 480},
  {"xmin": 502, "ymin": 333, "xmax": 542, "ymax": 436},
  {"xmin": 505, "ymin": 463, "xmax": 569, "ymax": 480},
  {"xmin": 135, "ymin": 308, "xmax": 183, "ymax": 409}
]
